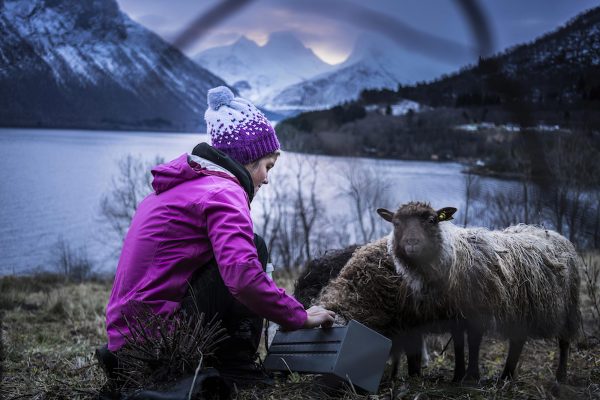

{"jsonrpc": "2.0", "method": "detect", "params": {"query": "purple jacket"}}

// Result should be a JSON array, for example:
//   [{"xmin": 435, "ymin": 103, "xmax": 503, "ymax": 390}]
[{"xmin": 105, "ymin": 153, "xmax": 307, "ymax": 351}]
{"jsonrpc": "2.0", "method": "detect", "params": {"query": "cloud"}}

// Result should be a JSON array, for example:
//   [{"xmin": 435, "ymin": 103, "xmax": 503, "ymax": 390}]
[
  {"xmin": 514, "ymin": 18, "xmax": 544, "ymax": 27},
  {"xmin": 176, "ymin": 1, "xmax": 358, "ymax": 61},
  {"xmin": 137, "ymin": 14, "xmax": 169, "ymax": 29}
]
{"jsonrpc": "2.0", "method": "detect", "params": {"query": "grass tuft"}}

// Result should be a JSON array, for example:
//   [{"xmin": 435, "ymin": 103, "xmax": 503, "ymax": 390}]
[{"xmin": 115, "ymin": 304, "xmax": 228, "ymax": 391}]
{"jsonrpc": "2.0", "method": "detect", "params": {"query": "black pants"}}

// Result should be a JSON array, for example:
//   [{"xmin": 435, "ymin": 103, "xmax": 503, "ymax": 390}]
[{"xmin": 180, "ymin": 234, "xmax": 269, "ymax": 364}]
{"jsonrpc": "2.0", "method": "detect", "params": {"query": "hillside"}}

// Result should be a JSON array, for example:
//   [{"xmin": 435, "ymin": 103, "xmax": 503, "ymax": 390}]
[
  {"xmin": 0, "ymin": 0, "xmax": 226, "ymax": 132},
  {"xmin": 393, "ymin": 7, "xmax": 600, "ymax": 115},
  {"xmin": 276, "ymin": 7, "xmax": 600, "ymax": 175}
]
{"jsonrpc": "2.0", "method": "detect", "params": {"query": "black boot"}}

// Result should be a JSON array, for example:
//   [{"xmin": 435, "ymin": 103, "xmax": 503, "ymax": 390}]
[
  {"xmin": 215, "ymin": 314, "xmax": 274, "ymax": 389},
  {"xmin": 95, "ymin": 344, "xmax": 125, "ymax": 398}
]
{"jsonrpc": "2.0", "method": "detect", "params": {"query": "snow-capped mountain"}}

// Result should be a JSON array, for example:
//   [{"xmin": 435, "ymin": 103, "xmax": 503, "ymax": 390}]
[
  {"xmin": 264, "ymin": 34, "xmax": 454, "ymax": 111},
  {"xmin": 194, "ymin": 31, "xmax": 334, "ymax": 106},
  {"xmin": 0, "ymin": 0, "xmax": 226, "ymax": 131}
]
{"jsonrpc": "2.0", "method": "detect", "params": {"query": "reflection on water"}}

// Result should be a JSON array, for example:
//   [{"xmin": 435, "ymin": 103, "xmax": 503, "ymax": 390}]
[{"xmin": 0, "ymin": 128, "xmax": 518, "ymax": 274}]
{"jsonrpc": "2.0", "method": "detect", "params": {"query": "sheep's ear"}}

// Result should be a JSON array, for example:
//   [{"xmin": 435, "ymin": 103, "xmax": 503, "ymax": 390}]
[
  {"xmin": 377, "ymin": 208, "xmax": 394, "ymax": 223},
  {"xmin": 436, "ymin": 207, "xmax": 457, "ymax": 222}
]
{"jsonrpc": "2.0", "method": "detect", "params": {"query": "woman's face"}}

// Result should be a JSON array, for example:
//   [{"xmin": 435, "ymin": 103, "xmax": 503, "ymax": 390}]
[{"xmin": 245, "ymin": 153, "xmax": 279, "ymax": 193}]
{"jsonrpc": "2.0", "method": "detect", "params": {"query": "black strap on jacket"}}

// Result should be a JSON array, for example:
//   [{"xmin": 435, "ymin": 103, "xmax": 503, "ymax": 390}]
[{"xmin": 191, "ymin": 142, "xmax": 255, "ymax": 202}]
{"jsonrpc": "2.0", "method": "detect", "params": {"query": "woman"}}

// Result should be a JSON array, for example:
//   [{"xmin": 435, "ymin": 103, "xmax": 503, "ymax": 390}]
[{"xmin": 101, "ymin": 86, "xmax": 334, "ymax": 385}]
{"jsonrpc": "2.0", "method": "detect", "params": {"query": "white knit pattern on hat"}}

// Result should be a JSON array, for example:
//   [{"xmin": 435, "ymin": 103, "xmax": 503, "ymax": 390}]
[{"xmin": 205, "ymin": 87, "xmax": 270, "ymax": 147}]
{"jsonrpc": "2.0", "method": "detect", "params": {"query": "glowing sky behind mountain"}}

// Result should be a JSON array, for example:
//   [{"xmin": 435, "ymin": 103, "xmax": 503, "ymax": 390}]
[{"xmin": 117, "ymin": 0, "xmax": 599, "ymax": 66}]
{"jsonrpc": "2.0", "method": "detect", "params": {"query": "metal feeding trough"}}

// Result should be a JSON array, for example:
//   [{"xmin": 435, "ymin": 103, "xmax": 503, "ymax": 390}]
[{"xmin": 264, "ymin": 320, "xmax": 391, "ymax": 394}]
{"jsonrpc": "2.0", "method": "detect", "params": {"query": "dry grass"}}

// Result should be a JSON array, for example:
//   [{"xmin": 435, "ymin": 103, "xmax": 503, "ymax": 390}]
[
  {"xmin": 1, "ymin": 256, "xmax": 600, "ymax": 399},
  {"xmin": 1, "ymin": 275, "xmax": 109, "ymax": 399}
]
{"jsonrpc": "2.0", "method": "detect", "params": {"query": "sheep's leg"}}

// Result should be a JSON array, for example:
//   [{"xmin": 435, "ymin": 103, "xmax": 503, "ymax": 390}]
[
  {"xmin": 390, "ymin": 333, "xmax": 422, "ymax": 378},
  {"xmin": 421, "ymin": 337, "xmax": 430, "ymax": 368},
  {"xmin": 464, "ymin": 327, "xmax": 483, "ymax": 382},
  {"xmin": 390, "ymin": 335, "xmax": 402, "ymax": 379},
  {"xmin": 556, "ymin": 339, "xmax": 569, "ymax": 383},
  {"xmin": 390, "ymin": 352, "xmax": 401, "ymax": 379},
  {"xmin": 451, "ymin": 327, "xmax": 466, "ymax": 382},
  {"xmin": 500, "ymin": 338, "xmax": 525, "ymax": 380},
  {"xmin": 405, "ymin": 333, "xmax": 423, "ymax": 377}
]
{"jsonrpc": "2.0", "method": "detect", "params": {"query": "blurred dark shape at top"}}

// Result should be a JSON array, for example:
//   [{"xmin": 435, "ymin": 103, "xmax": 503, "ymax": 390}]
[
  {"xmin": 172, "ymin": 0, "xmax": 253, "ymax": 52},
  {"xmin": 284, "ymin": 0, "xmax": 479, "ymax": 65},
  {"xmin": 171, "ymin": 0, "xmax": 494, "ymax": 66},
  {"xmin": 454, "ymin": 0, "xmax": 494, "ymax": 57}
]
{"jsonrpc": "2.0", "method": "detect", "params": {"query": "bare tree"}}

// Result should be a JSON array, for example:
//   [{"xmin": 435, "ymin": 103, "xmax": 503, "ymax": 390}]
[
  {"xmin": 477, "ymin": 179, "xmax": 548, "ymax": 230},
  {"xmin": 274, "ymin": 206, "xmax": 305, "ymax": 269},
  {"xmin": 582, "ymin": 254, "xmax": 600, "ymax": 332},
  {"xmin": 479, "ymin": 190, "xmax": 516, "ymax": 229},
  {"xmin": 593, "ymin": 191, "xmax": 600, "ymax": 249},
  {"xmin": 51, "ymin": 236, "xmax": 94, "ymax": 282},
  {"xmin": 294, "ymin": 156, "xmax": 322, "ymax": 263},
  {"xmin": 337, "ymin": 161, "xmax": 391, "ymax": 243},
  {"xmin": 518, "ymin": 162, "xmax": 535, "ymax": 225},
  {"xmin": 253, "ymin": 178, "xmax": 286, "ymax": 259},
  {"xmin": 98, "ymin": 154, "xmax": 164, "ymax": 256},
  {"xmin": 253, "ymin": 174, "xmax": 302, "ymax": 268},
  {"xmin": 253, "ymin": 154, "xmax": 325, "ymax": 270},
  {"xmin": 543, "ymin": 134, "xmax": 591, "ymax": 244},
  {"xmin": 462, "ymin": 167, "xmax": 479, "ymax": 227}
]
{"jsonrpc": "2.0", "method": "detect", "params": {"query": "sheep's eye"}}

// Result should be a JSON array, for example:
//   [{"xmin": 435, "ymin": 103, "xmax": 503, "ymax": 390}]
[{"xmin": 428, "ymin": 216, "xmax": 437, "ymax": 224}]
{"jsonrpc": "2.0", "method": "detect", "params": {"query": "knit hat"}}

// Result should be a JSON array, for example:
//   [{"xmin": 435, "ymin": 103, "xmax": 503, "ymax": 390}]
[{"xmin": 204, "ymin": 86, "xmax": 280, "ymax": 165}]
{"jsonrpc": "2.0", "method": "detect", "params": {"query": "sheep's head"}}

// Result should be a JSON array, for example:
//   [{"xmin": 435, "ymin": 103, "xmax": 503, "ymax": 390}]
[{"xmin": 377, "ymin": 202, "xmax": 456, "ymax": 269}]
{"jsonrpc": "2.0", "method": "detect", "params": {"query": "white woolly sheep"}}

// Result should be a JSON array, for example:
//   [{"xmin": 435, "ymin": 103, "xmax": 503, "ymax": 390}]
[{"xmin": 377, "ymin": 201, "xmax": 581, "ymax": 382}]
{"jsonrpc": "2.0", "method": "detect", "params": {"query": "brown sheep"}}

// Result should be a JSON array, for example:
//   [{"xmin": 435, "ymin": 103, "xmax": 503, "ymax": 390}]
[
  {"xmin": 307, "ymin": 239, "xmax": 466, "ymax": 379},
  {"xmin": 293, "ymin": 245, "xmax": 359, "ymax": 309}
]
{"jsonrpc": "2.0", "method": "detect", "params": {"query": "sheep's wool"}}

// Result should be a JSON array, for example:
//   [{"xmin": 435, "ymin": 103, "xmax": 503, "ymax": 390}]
[
  {"xmin": 391, "ymin": 221, "xmax": 581, "ymax": 339},
  {"xmin": 387, "ymin": 230, "xmax": 423, "ymax": 292}
]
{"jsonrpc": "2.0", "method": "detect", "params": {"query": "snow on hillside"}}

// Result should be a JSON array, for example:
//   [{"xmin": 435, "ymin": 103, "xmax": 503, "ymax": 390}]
[
  {"xmin": 0, "ymin": 0, "xmax": 225, "ymax": 131},
  {"xmin": 264, "ymin": 33, "xmax": 454, "ymax": 111},
  {"xmin": 365, "ymin": 100, "xmax": 430, "ymax": 116}
]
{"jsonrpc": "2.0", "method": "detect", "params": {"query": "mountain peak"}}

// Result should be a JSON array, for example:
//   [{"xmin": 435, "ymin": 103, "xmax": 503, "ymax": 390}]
[
  {"xmin": 232, "ymin": 35, "xmax": 258, "ymax": 48},
  {"xmin": 5, "ymin": 0, "xmax": 125, "ymax": 40},
  {"xmin": 263, "ymin": 31, "xmax": 307, "ymax": 51},
  {"xmin": 343, "ymin": 33, "xmax": 391, "ymax": 65}
]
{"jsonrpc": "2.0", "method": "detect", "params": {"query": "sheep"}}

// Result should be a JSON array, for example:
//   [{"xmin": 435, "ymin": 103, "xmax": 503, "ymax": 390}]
[
  {"xmin": 293, "ymin": 245, "xmax": 359, "ymax": 309},
  {"xmin": 301, "ymin": 239, "xmax": 466, "ymax": 379},
  {"xmin": 266, "ymin": 247, "xmax": 359, "ymax": 350},
  {"xmin": 377, "ymin": 201, "xmax": 582, "ymax": 382}
]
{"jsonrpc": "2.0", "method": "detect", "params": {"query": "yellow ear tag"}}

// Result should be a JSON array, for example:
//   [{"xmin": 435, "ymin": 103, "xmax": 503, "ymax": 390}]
[{"xmin": 439, "ymin": 211, "xmax": 447, "ymax": 221}]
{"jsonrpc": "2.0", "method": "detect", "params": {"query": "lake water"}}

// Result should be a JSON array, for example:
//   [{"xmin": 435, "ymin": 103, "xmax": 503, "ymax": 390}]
[{"xmin": 0, "ymin": 128, "xmax": 518, "ymax": 274}]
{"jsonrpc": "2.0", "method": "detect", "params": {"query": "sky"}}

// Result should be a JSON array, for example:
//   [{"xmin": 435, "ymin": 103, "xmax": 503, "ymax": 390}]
[{"xmin": 116, "ymin": 0, "xmax": 599, "ymax": 66}]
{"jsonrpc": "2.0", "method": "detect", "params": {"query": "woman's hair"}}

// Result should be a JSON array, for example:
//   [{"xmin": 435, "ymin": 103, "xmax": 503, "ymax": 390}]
[{"xmin": 246, "ymin": 151, "xmax": 280, "ymax": 170}]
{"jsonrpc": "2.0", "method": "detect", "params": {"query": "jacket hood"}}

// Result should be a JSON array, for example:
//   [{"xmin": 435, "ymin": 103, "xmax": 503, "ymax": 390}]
[
  {"xmin": 192, "ymin": 142, "xmax": 255, "ymax": 202},
  {"xmin": 151, "ymin": 154, "xmax": 199, "ymax": 194},
  {"xmin": 151, "ymin": 145, "xmax": 255, "ymax": 200}
]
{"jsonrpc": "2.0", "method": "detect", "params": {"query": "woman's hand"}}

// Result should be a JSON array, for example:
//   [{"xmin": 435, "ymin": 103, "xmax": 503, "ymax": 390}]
[{"xmin": 302, "ymin": 305, "xmax": 335, "ymax": 329}]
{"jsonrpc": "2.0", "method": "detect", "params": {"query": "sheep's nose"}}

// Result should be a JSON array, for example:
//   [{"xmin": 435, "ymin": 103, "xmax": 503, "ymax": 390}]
[{"xmin": 405, "ymin": 238, "xmax": 420, "ymax": 246}]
